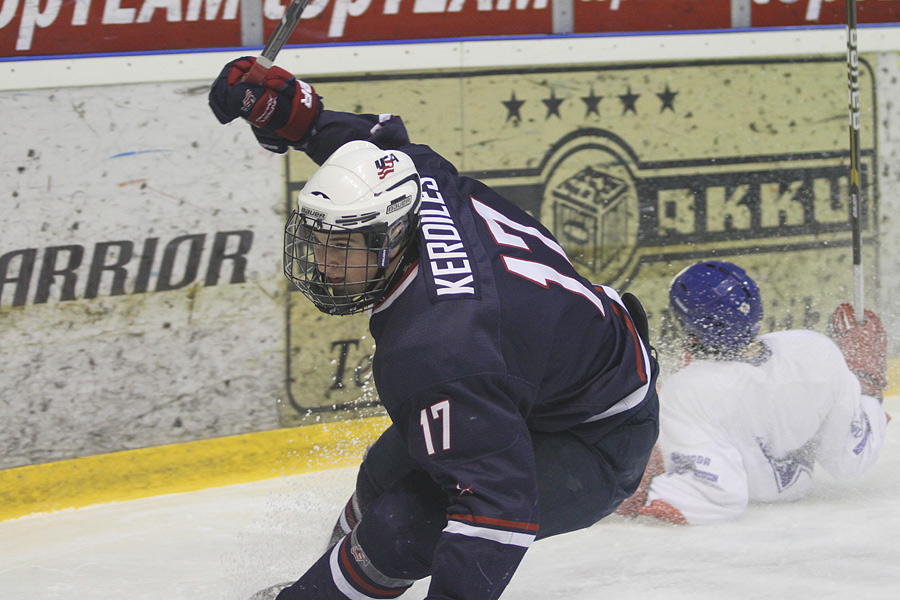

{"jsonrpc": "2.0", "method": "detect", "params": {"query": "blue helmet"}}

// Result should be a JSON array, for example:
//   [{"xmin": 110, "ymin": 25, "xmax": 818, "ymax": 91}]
[{"xmin": 669, "ymin": 260, "xmax": 763, "ymax": 353}]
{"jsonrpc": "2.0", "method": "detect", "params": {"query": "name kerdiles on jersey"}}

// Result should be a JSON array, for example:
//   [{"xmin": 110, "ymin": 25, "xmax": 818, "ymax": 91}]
[{"xmin": 419, "ymin": 177, "xmax": 476, "ymax": 298}]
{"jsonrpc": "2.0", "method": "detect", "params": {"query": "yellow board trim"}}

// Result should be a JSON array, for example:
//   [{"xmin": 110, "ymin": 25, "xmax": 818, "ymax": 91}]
[
  {"xmin": 2, "ymin": 357, "xmax": 898, "ymax": 524},
  {"xmin": 0, "ymin": 415, "xmax": 391, "ymax": 523},
  {"xmin": 888, "ymin": 357, "xmax": 900, "ymax": 397}
]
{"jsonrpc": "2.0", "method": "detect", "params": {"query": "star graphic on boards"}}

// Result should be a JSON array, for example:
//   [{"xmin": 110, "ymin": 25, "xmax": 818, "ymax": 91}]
[
  {"xmin": 657, "ymin": 84, "xmax": 678, "ymax": 112},
  {"xmin": 619, "ymin": 85, "xmax": 639, "ymax": 114},
  {"xmin": 502, "ymin": 91, "xmax": 526, "ymax": 122},
  {"xmin": 581, "ymin": 87, "xmax": 602, "ymax": 117},
  {"xmin": 542, "ymin": 89, "xmax": 564, "ymax": 119}
]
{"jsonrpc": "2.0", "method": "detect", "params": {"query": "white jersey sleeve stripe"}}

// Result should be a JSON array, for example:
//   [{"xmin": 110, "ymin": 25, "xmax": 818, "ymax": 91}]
[
  {"xmin": 581, "ymin": 380, "xmax": 651, "ymax": 423},
  {"xmin": 443, "ymin": 520, "xmax": 535, "ymax": 548}
]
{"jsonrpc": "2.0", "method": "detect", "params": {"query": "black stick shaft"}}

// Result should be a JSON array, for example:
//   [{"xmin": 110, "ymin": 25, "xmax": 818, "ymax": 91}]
[
  {"xmin": 261, "ymin": 0, "xmax": 313, "ymax": 63},
  {"xmin": 847, "ymin": 0, "xmax": 864, "ymax": 317},
  {"xmin": 245, "ymin": 0, "xmax": 312, "ymax": 83}
]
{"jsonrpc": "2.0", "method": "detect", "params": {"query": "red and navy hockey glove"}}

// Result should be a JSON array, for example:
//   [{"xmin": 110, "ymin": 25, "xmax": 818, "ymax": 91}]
[
  {"xmin": 830, "ymin": 303, "xmax": 888, "ymax": 398},
  {"xmin": 209, "ymin": 56, "xmax": 320, "ymax": 152},
  {"xmin": 615, "ymin": 446, "xmax": 688, "ymax": 525},
  {"xmin": 637, "ymin": 499, "xmax": 688, "ymax": 525}
]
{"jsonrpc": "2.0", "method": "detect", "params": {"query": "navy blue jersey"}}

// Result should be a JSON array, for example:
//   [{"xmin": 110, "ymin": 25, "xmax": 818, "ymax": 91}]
[{"xmin": 299, "ymin": 111, "xmax": 654, "ymax": 600}]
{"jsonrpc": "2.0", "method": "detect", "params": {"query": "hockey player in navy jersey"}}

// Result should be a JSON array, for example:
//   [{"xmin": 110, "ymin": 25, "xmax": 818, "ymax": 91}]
[
  {"xmin": 615, "ymin": 261, "xmax": 890, "ymax": 525},
  {"xmin": 209, "ymin": 58, "xmax": 659, "ymax": 600}
]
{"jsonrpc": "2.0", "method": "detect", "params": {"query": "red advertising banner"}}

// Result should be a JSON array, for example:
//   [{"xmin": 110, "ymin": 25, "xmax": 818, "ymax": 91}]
[
  {"xmin": 752, "ymin": 0, "xmax": 899, "ymax": 27},
  {"xmin": 0, "ymin": 0, "xmax": 242, "ymax": 56},
  {"xmin": 0, "ymin": 0, "xmax": 552, "ymax": 58},
  {"xmin": 1, "ymin": 0, "xmax": 897, "ymax": 58},
  {"xmin": 289, "ymin": 0, "xmax": 552, "ymax": 44},
  {"xmin": 574, "ymin": 0, "xmax": 731, "ymax": 33}
]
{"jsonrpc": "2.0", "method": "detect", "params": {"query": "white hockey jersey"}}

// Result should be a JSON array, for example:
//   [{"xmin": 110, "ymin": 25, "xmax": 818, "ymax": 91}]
[{"xmin": 646, "ymin": 330, "xmax": 888, "ymax": 525}]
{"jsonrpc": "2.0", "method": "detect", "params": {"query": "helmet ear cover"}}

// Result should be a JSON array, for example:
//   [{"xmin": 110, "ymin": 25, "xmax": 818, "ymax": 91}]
[{"xmin": 360, "ymin": 173, "xmax": 422, "ymax": 269}]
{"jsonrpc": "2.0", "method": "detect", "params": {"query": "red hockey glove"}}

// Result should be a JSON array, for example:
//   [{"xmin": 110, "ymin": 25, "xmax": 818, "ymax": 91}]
[
  {"xmin": 637, "ymin": 499, "xmax": 688, "ymax": 525},
  {"xmin": 616, "ymin": 444, "xmax": 665, "ymax": 518},
  {"xmin": 209, "ymin": 56, "xmax": 320, "ymax": 148},
  {"xmin": 830, "ymin": 303, "xmax": 888, "ymax": 398}
]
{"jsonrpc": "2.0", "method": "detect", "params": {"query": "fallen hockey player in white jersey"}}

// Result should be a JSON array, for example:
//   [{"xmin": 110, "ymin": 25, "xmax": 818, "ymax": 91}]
[{"xmin": 616, "ymin": 260, "xmax": 890, "ymax": 525}]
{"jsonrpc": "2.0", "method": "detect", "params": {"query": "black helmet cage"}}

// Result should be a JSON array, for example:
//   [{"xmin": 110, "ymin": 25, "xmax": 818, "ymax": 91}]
[{"xmin": 284, "ymin": 203, "xmax": 420, "ymax": 316}]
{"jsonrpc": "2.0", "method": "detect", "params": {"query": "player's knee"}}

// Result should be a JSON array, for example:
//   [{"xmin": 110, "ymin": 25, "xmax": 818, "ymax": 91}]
[
  {"xmin": 355, "ymin": 471, "xmax": 447, "ymax": 581},
  {"xmin": 356, "ymin": 426, "xmax": 418, "ymax": 513}
]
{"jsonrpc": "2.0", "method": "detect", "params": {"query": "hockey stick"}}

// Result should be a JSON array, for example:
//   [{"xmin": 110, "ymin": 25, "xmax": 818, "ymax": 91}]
[
  {"xmin": 244, "ymin": 0, "xmax": 314, "ymax": 84},
  {"xmin": 846, "ymin": 0, "xmax": 864, "ymax": 319}
]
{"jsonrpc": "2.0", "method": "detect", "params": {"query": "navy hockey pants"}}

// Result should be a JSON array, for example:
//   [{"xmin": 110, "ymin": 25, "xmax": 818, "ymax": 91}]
[
  {"xmin": 354, "ymin": 405, "xmax": 657, "ymax": 541},
  {"xmin": 277, "ymin": 386, "xmax": 658, "ymax": 599}
]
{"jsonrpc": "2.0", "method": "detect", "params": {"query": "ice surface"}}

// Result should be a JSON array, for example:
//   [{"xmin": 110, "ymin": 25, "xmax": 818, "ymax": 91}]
[{"xmin": 2, "ymin": 396, "xmax": 897, "ymax": 600}]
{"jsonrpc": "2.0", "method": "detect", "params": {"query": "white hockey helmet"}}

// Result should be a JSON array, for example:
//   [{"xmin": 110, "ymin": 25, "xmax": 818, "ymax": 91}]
[{"xmin": 284, "ymin": 140, "xmax": 421, "ymax": 315}]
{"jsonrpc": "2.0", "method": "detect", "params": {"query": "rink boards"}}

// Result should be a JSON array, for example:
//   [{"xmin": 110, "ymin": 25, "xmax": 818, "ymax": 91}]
[{"xmin": 2, "ymin": 27, "xmax": 900, "ymax": 520}]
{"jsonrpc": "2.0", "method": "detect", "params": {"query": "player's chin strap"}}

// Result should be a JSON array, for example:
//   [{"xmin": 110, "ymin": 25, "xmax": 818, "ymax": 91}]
[
  {"xmin": 319, "ymin": 233, "xmax": 418, "ymax": 315},
  {"xmin": 367, "ymin": 238, "xmax": 420, "ymax": 308}
]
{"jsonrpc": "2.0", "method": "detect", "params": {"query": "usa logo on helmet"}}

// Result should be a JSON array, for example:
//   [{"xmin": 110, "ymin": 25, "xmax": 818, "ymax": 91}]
[{"xmin": 375, "ymin": 154, "xmax": 399, "ymax": 179}]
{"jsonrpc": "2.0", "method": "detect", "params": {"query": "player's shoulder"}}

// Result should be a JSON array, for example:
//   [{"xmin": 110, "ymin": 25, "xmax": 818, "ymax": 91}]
[
  {"xmin": 407, "ymin": 144, "xmax": 459, "ymax": 179},
  {"xmin": 664, "ymin": 358, "xmax": 758, "ymax": 400},
  {"xmin": 373, "ymin": 272, "xmax": 503, "ymax": 383},
  {"xmin": 673, "ymin": 354, "xmax": 758, "ymax": 377},
  {"xmin": 759, "ymin": 329, "xmax": 840, "ymax": 358}
]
